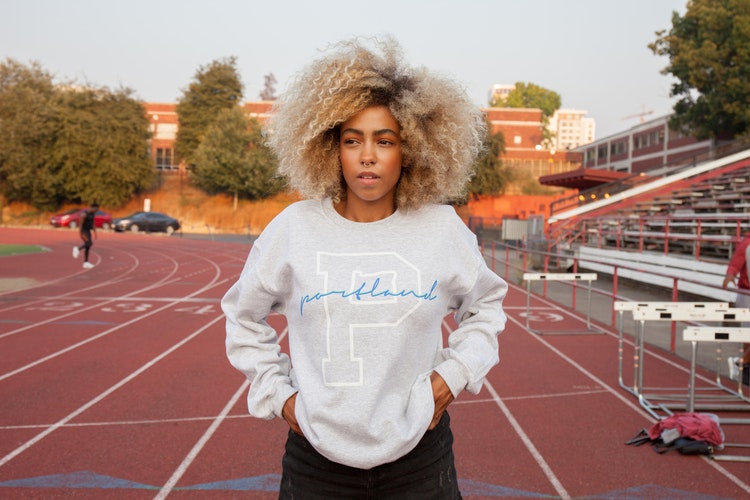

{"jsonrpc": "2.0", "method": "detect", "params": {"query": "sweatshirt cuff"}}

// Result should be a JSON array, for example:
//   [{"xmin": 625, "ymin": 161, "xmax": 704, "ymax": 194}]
[
  {"xmin": 434, "ymin": 359, "xmax": 468, "ymax": 398},
  {"xmin": 272, "ymin": 384, "xmax": 299, "ymax": 419}
]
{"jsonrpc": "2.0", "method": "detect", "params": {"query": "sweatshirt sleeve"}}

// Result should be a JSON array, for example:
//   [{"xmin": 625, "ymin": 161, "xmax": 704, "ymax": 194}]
[
  {"xmin": 434, "ymin": 238, "xmax": 508, "ymax": 397},
  {"xmin": 222, "ymin": 241, "xmax": 297, "ymax": 420},
  {"xmin": 727, "ymin": 237, "xmax": 749, "ymax": 279}
]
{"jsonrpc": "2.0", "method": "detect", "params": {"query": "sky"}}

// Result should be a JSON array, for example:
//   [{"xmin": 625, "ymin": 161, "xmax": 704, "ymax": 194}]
[{"xmin": 2, "ymin": 0, "xmax": 687, "ymax": 139}]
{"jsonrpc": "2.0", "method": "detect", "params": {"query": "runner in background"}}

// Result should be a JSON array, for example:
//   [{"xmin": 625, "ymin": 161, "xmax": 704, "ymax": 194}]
[
  {"xmin": 72, "ymin": 203, "xmax": 98, "ymax": 269},
  {"xmin": 721, "ymin": 232, "xmax": 750, "ymax": 384}
]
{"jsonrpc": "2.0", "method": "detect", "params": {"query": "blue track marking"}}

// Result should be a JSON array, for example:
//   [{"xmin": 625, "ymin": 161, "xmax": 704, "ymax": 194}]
[{"xmin": 0, "ymin": 472, "xmax": 728, "ymax": 498}]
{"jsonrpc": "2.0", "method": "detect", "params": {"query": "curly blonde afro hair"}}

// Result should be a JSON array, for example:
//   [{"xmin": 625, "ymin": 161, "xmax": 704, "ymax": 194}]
[{"xmin": 266, "ymin": 36, "xmax": 486, "ymax": 209}]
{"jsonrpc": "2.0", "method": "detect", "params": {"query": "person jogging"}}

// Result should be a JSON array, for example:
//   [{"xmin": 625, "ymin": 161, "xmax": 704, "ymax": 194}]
[{"xmin": 72, "ymin": 202, "xmax": 98, "ymax": 269}]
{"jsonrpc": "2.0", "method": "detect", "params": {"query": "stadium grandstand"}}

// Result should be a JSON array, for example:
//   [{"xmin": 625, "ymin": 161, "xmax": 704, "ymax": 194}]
[{"xmin": 534, "ymin": 139, "xmax": 750, "ymax": 303}]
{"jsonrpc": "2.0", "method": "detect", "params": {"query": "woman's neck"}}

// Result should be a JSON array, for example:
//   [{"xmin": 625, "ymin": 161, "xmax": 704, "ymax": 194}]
[{"xmin": 333, "ymin": 198, "xmax": 395, "ymax": 222}]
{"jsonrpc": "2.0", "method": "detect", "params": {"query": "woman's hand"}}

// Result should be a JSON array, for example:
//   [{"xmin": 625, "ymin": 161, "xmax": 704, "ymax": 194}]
[
  {"xmin": 429, "ymin": 372, "xmax": 454, "ymax": 430},
  {"xmin": 282, "ymin": 393, "xmax": 303, "ymax": 435}
]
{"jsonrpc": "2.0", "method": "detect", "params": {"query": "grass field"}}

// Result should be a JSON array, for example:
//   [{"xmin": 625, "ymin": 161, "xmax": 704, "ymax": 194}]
[{"xmin": 0, "ymin": 244, "xmax": 48, "ymax": 257}]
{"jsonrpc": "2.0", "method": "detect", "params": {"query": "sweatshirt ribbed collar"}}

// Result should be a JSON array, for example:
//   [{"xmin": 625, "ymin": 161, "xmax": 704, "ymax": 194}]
[{"xmin": 320, "ymin": 198, "xmax": 406, "ymax": 230}]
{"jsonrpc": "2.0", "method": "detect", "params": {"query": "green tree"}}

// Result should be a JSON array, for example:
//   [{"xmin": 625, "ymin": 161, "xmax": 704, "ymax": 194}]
[
  {"xmin": 650, "ymin": 0, "xmax": 750, "ymax": 139},
  {"xmin": 0, "ymin": 59, "xmax": 61, "ymax": 210},
  {"xmin": 493, "ymin": 82, "xmax": 561, "ymax": 147},
  {"xmin": 467, "ymin": 121, "xmax": 511, "ymax": 198},
  {"xmin": 175, "ymin": 57, "xmax": 244, "ymax": 166},
  {"xmin": 503, "ymin": 82, "xmax": 561, "ymax": 120},
  {"xmin": 0, "ymin": 60, "xmax": 155, "ymax": 210},
  {"xmin": 193, "ymin": 107, "xmax": 282, "ymax": 209},
  {"xmin": 54, "ymin": 86, "xmax": 155, "ymax": 207}
]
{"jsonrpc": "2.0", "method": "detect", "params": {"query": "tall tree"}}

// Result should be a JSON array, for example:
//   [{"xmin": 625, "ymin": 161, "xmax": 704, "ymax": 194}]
[
  {"xmin": 0, "ymin": 60, "xmax": 155, "ymax": 210},
  {"xmin": 54, "ymin": 86, "xmax": 155, "ymax": 207},
  {"xmin": 503, "ymin": 82, "xmax": 561, "ymax": 121},
  {"xmin": 0, "ymin": 59, "xmax": 61, "ymax": 209},
  {"xmin": 175, "ymin": 57, "xmax": 244, "ymax": 166},
  {"xmin": 467, "ymin": 121, "xmax": 511, "ymax": 198},
  {"xmin": 192, "ymin": 107, "xmax": 282, "ymax": 209},
  {"xmin": 650, "ymin": 0, "xmax": 750, "ymax": 139}
]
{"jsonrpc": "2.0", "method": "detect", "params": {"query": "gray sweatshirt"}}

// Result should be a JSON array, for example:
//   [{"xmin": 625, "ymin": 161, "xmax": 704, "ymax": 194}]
[{"xmin": 222, "ymin": 199, "xmax": 507, "ymax": 469}]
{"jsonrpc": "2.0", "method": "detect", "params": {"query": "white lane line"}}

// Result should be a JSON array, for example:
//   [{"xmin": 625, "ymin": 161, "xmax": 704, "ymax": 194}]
[
  {"xmin": 505, "ymin": 295, "xmax": 750, "ymax": 495},
  {"xmin": 0, "ymin": 277, "xmax": 181, "ymax": 340},
  {"xmin": 452, "ymin": 388, "xmax": 611, "ymax": 406},
  {"xmin": 0, "ymin": 314, "xmax": 224, "ymax": 468},
  {"xmin": 507, "ymin": 280, "xmax": 729, "ymax": 390},
  {"xmin": 0, "ymin": 247, "xmax": 141, "ymax": 305},
  {"xmin": 505, "ymin": 314, "xmax": 655, "ymax": 419},
  {"xmin": 154, "ymin": 379, "xmax": 250, "ymax": 500},
  {"xmin": 0, "ymin": 242, "xmax": 219, "ymax": 331},
  {"xmin": 0, "ymin": 278, "xmax": 231, "ymax": 382},
  {"xmin": 154, "ymin": 326, "xmax": 290, "ymax": 499},
  {"xmin": 484, "ymin": 380, "xmax": 571, "ymax": 500},
  {"xmin": 441, "ymin": 317, "xmax": 570, "ymax": 498},
  {"xmin": 0, "ymin": 245, "xmax": 164, "ymax": 313},
  {"xmin": 0, "ymin": 413, "xmax": 251, "ymax": 430},
  {"xmin": 20, "ymin": 296, "xmax": 221, "ymax": 303}
]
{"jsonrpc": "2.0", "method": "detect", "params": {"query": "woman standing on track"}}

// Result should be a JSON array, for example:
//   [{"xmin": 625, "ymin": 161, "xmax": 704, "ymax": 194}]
[{"xmin": 222, "ymin": 37, "xmax": 508, "ymax": 499}]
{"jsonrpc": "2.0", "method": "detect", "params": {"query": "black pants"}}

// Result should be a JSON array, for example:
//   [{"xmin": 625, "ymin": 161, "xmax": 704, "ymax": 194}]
[
  {"xmin": 279, "ymin": 412, "xmax": 461, "ymax": 500},
  {"xmin": 78, "ymin": 230, "xmax": 92, "ymax": 261}
]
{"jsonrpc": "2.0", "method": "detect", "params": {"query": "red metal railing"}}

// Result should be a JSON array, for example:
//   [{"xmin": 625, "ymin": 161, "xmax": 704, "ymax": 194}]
[{"xmin": 480, "ymin": 238, "xmax": 744, "ymax": 353}]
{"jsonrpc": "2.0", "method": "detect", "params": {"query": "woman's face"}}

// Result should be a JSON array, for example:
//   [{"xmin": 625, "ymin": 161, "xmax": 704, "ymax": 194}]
[{"xmin": 338, "ymin": 105, "xmax": 403, "ymax": 222}]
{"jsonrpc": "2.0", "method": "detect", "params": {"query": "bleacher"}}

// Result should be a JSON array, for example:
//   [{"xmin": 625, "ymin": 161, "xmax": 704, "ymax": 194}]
[{"xmin": 548, "ymin": 148, "xmax": 750, "ymax": 262}]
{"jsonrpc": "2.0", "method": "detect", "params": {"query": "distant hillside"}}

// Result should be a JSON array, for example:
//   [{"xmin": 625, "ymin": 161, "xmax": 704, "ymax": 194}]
[
  {"xmin": 2, "ymin": 173, "xmax": 569, "ymax": 235},
  {"xmin": 1, "ymin": 174, "xmax": 298, "ymax": 236}
]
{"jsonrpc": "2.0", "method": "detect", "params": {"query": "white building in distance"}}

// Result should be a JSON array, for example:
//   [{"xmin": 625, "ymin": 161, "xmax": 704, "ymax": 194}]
[
  {"xmin": 548, "ymin": 109, "xmax": 596, "ymax": 151},
  {"xmin": 489, "ymin": 84, "xmax": 596, "ymax": 151}
]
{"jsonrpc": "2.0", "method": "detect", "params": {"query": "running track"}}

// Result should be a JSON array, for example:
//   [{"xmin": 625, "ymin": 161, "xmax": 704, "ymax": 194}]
[{"xmin": 0, "ymin": 227, "xmax": 748, "ymax": 499}]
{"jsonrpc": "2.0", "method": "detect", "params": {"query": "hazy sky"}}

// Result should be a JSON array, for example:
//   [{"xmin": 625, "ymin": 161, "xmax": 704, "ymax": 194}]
[{"xmin": 2, "ymin": 0, "xmax": 687, "ymax": 139}]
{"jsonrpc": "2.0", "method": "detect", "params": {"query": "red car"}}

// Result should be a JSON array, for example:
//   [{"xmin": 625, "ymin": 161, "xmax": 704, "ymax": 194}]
[{"xmin": 49, "ymin": 208, "xmax": 113, "ymax": 230}]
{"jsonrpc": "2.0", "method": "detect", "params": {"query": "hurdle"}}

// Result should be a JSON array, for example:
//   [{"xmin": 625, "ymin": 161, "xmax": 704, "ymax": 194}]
[
  {"xmin": 682, "ymin": 326, "xmax": 750, "ymax": 462},
  {"xmin": 614, "ymin": 301, "xmax": 730, "ymax": 400},
  {"xmin": 522, "ymin": 272, "xmax": 600, "ymax": 335},
  {"xmin": 617, "ymin": 301, "xmax": 748, "ymax": 419},
  {"xmin": 683, "ymin": 326, "xmax": 750, "ymax": 414}
]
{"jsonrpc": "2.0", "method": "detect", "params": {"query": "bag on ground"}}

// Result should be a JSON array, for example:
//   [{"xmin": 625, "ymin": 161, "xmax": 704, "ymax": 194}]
[{"xmin": 626, "ymin": 412, "xmax": 724, "ymax": 456}]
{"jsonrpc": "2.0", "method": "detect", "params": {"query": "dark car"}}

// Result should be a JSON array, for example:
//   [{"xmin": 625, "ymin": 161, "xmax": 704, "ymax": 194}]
[
  {"xmin": 112, "ymin": 211, "xmax": 180, "ymax": 235},
  {"xmin": 50, "ymin": 208, "xmax": 113, "ymax": 230}
]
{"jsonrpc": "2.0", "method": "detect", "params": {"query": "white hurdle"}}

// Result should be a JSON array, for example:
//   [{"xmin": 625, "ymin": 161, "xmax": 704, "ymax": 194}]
[
  {"xmin": 522, "ymin": 272, "xmax": 599, "ymax": 334},
  {"xmin": 614, "ymin": 301, "xmax": 731, "ymax": 401},
  {"xmin": 613, "ymin": 300, "xmax": 750, "ymax": 419},
  {"xmin": 683, "ymin": 326, "xmax": 750, "ymax": 414}
]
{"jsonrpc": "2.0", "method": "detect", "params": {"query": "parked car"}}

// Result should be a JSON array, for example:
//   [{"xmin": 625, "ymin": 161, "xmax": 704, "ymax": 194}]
[
  {"xmin": 112, "ymin": 211, "xmax": 180, "ymax": 235},
  {"xmin": 49, "ymin": 208, "xmax": 113, "ymax": 230}
]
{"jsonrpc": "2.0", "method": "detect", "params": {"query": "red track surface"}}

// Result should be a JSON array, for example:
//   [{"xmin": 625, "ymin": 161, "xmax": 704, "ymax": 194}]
[{"xmin": 1, "ymin": 227, "xmax": 748, "ymax": 499}]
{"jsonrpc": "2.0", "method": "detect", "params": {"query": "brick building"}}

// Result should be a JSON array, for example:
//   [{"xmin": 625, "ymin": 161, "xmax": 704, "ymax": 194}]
[
  {"xmin": 144, "ymin": 102, "xmax": 581, "ymax": 178},
  {"xmin": 538, "ymin": 114, "xmax": 719, "ymax": 192},
  {"xmin": 144, "ymin": 101, "xmax": 578, "ymax": 224},
  {"xmin": 484, "ymin": 107, "xmax": 581, "ymax": 184},
  {"xmin": 144, "ymin": 101, "xmax": 275, "ymax": 172},
  {"xmin": 577, "ymin": 114, "xmax": 713, "ymax": 174}
]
